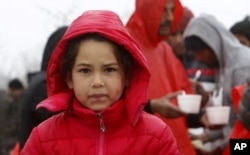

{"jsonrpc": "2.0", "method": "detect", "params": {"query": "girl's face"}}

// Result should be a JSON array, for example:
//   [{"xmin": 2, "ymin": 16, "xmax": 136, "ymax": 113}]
[{"xmin": 67, "ymin": 39, "xmax": 126, "ymax": 112}]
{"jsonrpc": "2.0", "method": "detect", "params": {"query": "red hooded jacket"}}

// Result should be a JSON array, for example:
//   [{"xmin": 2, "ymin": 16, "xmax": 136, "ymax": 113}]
[
  {"xmin": 21, "ymin": 10, "xmax": 180, "ymax": 155},
  {"xmin": 126, "ymin": 0, "xmax": 196, "ymax": 155}
]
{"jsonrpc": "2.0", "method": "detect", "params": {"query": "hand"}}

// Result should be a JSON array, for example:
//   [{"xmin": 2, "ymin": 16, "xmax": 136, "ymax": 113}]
[
  {"xmin": 189, "ymin": 132, "xmax": 209, "ymax": 143},
  {"xmin": 150, "ymin": 91, "xmax": 186, "ymax": 118},
  {"xmin": 200, "ymin": 112, "xmax": 225, "ymax": 130}
]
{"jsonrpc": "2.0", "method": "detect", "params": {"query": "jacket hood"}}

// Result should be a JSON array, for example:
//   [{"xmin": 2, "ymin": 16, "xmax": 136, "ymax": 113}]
[
  {"xmin": 38, "ymin": 10, "xmax": 150, "ymax": 124},
  {"xmin": 126, "ymin": 0, "xmax": 183, "ymax": 47},
  {"xmin": 176, "ymin": 6, "xmax": 194, "ymax": 32},
  {"xmin": 183, "ymin": 14, "xmax": 250, "ymax": 87}
]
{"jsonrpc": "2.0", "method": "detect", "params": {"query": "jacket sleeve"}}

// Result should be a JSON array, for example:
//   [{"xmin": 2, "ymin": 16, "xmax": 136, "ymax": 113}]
[
  {"xmin": 20, "ymin": 127, "xmax": 43, "ymax": 155},
  {"xmin": 232, "ymin": 67, "xmax": 250, "ymax": 88},
  {"xmin": 157, "ymin": 126, "xmax": 180, "ymax": 155}
]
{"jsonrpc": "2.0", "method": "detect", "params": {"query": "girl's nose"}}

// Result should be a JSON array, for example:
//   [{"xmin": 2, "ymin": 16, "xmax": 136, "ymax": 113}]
[{"xmin": 92, "ymin": 74, "xmax": 104, "ymax": 87}]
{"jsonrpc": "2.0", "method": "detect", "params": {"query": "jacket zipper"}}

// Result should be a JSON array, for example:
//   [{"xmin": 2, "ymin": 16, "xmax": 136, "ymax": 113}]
[
  {"xmin": 97, "ymin": 112, "xmax": 105, "ymax": 155},
  {"xmin": 97, "ymin": 112, "xmax": 106, "ymax": 132}
]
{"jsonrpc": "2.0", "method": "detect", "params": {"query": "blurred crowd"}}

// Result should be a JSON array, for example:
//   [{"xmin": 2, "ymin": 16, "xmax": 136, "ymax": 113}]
[{"xmin": 0, "ymin": 0, "xmax": 250, "ymax": 155}]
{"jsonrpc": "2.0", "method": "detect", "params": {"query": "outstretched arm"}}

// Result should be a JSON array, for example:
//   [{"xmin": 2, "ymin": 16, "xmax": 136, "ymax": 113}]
[{"xmin": 144, "ymin": 91, "xmax": 186, "ymax": 118}]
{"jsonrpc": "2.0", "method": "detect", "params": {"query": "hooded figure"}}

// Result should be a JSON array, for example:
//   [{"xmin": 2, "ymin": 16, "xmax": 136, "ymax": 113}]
[
  {"xmin": 183, "ymin": 14, "xmax": 250, "ymax": 151},
  {"xmin": 176, "ymin": 6, "xmax": 194, "ymax": 33},
  {"xmin": 126, "ymin": 0, "xmax": 196, "ymax": 155},
  {"xmin": 19, "ymin": 26, "xmax": 68, "ymax": 149},
  {"xmin": 21, "ymin": 10, "xmax": 179, "ymax": 155}
]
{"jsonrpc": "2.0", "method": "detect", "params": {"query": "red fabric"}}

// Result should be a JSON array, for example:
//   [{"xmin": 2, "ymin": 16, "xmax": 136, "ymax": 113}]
[
  {"xmin": 23, "ymin": 98, "xmax": 179, "ymax": 155},
  {"xmin": 21, "ymin": 10, "xmax": 179, "ymax": 155},
  {"xmin": 231, "ymin": 84, "xmax": 246, "ymax": 113},
  {"xmin": 222, "ymin": 121, "xmax": 250, "ymax": 155},
  {"xmin": 126, "ymin": 1, "xmax": 196, "ymax": 155},
  {"xmin": 176, "ymin": 7, "xmax": 194, "ymax": 32},
  {"xmin": 222, "ymin": 84, "xmax": 249, "ymax": 155},
  {"xmin": 10, "ymin": 142, "xmax": 20, "ymax": 155}
]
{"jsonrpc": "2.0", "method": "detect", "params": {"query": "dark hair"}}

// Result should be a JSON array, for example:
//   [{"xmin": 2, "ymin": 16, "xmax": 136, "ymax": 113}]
[
  {"xmin": 230, "ymin": 20, "xmax": 250, "ymax": 41},
  {"xmin": 184, "ymin": 36, "xmax": 212, "ymax": 52},
  {"xmin": 243, "ymin": 15, "xmax": 250, "ymax": 22},
  {"xmin": 41, "ymin": 26, "xmax": 68, "ymax": 71},
  {"xmin": 61, "ymin": 33, "xmax": 135, "ymax": 81},
  {"xmin": 8, "ymin": 79, "xmax": 24, "ymax": 89}
]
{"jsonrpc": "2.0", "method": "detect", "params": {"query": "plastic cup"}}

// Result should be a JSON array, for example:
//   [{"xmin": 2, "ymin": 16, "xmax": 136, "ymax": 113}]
[
  {"xmin": 200, "ymin": 82, "xmax": 216, "ymax": 92},
  {"xmin": 177, "ymin": 94, "xmax": 202, "ymax": 114},
  {"xmin": 205, "ymin": 106, "xmax": 230, "ymax": 125},
  {"xmin": 188, "ymin": 127, "xmax": 204, "ymax": 136}
]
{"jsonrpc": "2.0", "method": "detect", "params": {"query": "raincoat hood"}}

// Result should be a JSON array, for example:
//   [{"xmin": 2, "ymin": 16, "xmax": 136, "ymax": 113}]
[
  {"xmin": 126, "ymin": 0, "xmax": 183, "ymax": 47},
  {"xmin": 38, "ymin": 10, "xmax": 150, "ymax": 124},
  {"xmin": 183, "ymin": 14, "xmax": 250, "ymax": 89}
]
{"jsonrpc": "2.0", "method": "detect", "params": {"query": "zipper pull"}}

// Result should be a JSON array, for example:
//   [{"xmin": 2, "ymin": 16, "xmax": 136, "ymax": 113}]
[{"xmin": 97, "ymin": 113, "xmax": 106, "ymax": 132}]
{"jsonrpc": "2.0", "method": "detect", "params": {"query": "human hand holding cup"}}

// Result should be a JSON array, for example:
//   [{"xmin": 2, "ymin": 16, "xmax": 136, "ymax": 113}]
[{"xmin": 202, "ymin": 106, "xmax": 230, "ymax": 130}]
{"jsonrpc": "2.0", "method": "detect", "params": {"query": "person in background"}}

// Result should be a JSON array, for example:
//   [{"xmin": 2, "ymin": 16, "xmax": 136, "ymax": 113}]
[
  {"xmin": 19, "ymin": 26, "xmax": 68, "ymax": 149},
  {"xmin": 167, "ymin": 7, "xmax": 216, "ymax": 84},
  {"xmin": 126, "ymin": 0, "xmax": 198, "ymax": 154},
  {"xmin": 167, "ymin": 6, "xmax": 194, "ymax": 67},
  {"xmin": 221, "ymin": 78, "xmax": 250, "ymax": 155},
  {"xmin": 21, "ymin": 10, "xmax": 180, "ymax": 155},
  {"xmin": 167, "ymin": 9, "xmax": 220, "ymax": 149},
  {"xmin": 6, "ymin": 79, "xmax": 24, "ymax": 103},
  {"xmin": 0, "ymin": 79, "xmax": 24, "ymax": 155},
  {"xmin": 167, "ymin": 7, "xmax": 220, "ymax": 152},
  {"xmin": 183, "ymin": 14, "xmax": 250, "ymax": 155},
  {"xmin": 230, "ymin": 17, "xmax": 250, "ymax": 47}
]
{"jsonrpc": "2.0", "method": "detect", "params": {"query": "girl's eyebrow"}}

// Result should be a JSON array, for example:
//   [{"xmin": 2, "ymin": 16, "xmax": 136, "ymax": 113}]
[
  {"xmin": 76, "ymin": 63, "xmax": 91, "ymax": 67},
  {"xmin": 103, "ymin": 63, "xmax": 119, "ymax": 67},
  {"xmin": 75, "ymin": 62, "xmax": 119, "ymax": 67}
]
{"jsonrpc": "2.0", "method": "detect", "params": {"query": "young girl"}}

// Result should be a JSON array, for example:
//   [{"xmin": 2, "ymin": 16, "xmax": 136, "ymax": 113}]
[{"xmin": 21, "ymin": 10, "xmax": 179, "ymax": 155}]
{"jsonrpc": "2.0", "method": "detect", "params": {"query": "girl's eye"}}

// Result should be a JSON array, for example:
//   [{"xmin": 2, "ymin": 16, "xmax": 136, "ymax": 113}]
[
  {"xmin": 105, "ymin": 67, "xmax": 116, "ymax": 72},
  {"xmin": 79, "ymin": 68, "xmax": 91, "ymax": 73}
]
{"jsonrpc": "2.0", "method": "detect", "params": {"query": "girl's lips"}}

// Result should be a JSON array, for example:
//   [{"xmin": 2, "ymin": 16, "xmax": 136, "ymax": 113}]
[
  {"xmin": 89, "ymin": 94, "xmax": 107, "ymax": 102},
  {"xmin": 90, "ymin": 94, "xmax": 106, "ymax": 97}
]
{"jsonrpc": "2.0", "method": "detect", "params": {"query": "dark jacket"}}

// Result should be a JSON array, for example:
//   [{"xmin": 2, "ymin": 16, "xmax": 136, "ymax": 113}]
[
  {"xmin": 19, "ymin": 26, "xmax": 67, "ymax": 148},
  {"xmin": 181, "ymin": 51, "xmax": 216, "ymax": 83},
  {"xmin": 0, "ymin": 97, "xmax": 22, "ymax": 155}
]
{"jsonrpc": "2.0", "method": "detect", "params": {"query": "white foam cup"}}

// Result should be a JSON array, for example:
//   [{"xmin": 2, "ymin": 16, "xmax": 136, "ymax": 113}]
[
  {"xmin": 205, "ymin": 106, "xmax": 230, "ymax": 125},
  {"xmin": 177, "ymin": 94, "xmax": 202, "ymax": 114},
  {"xmin": 200, "ymin": 82, "xmax": 216, "ymax": 92}
]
